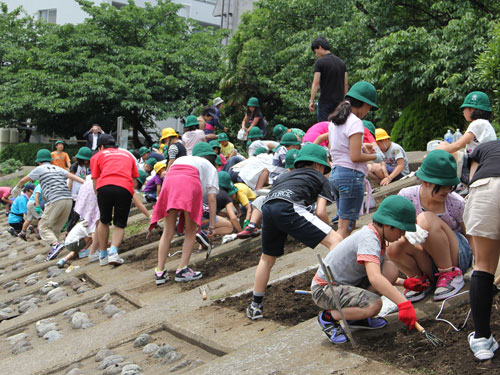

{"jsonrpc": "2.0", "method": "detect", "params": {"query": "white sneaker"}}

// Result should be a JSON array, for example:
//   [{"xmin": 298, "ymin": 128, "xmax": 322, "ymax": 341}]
[
  {"xmin": 434, "ymin": 267, "xmax": 464, "ymax": 301},
  {"xmin": 88, "ymin": 252, "xmax": 99, "ymax": 263},
  {"xmin": 468, "ymin": 332, "xmax": 499, "ymax": 360},
  {"xmin": 99, "ymin": 256, "xmax": 109, "ymax": 266},
  {"xmin": 108, "ymin": 253, "xmax": 124, "ymax": 266}
]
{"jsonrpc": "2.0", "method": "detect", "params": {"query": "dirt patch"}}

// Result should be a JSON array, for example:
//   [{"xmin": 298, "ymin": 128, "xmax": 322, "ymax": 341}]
[{"xmin": 119, "ymin": 230, "xmax": 163, "ymax": 252}]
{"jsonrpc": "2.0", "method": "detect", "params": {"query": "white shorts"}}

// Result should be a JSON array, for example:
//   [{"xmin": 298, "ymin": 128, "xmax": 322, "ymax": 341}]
[{"xmin": 464, "ymin": 177, "xmax": 500, "ymax": 240}]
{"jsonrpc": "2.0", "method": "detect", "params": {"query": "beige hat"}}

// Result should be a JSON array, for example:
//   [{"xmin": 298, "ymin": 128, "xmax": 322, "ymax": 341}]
[{"xmin": 213, "ymin": 97, "xmax": 224, "ymax": 106}]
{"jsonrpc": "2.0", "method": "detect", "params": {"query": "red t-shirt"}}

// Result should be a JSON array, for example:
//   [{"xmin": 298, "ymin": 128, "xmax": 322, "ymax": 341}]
[
  {"xmin": 363, "ymin": 127, "xmax": 376, "ymax": 143},
  {"xmin": 91, "ymin": 148, "xmax": 139, "ymax": 195},
  {"xmin": 0, "ymin": 186, "xmax": 11, "ymax": 199}
]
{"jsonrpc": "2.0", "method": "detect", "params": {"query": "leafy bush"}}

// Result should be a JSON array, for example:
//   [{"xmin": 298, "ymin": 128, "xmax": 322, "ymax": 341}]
[
  {"xmin": 0, "ymin": 158, "xmax": 23, "ymax": 175},
  {"xmin": 0, "ymin": 143, "xmax": 80, "ymax": 165},
  {"xmin": 391, "ymin": 95, "xmax": 465, "ymax": 151}
]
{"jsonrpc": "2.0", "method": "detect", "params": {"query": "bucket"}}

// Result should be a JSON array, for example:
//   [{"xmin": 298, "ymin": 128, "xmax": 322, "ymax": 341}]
[{"xmin": 426, "ymin": 139, "xmax": 442, "ymax": 152}]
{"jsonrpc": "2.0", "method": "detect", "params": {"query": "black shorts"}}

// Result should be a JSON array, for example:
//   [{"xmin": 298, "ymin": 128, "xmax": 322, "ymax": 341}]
[
  {"xmin": 261, "ymin": 199, "xmax": 332, "ymax": 257},
  {"xmin": 9, "ymin": 222, "xmax": 24, "ymax": 233},
  {"xmin": 97, "ymin": 185, "xmax": 132, "ymax": 228}
]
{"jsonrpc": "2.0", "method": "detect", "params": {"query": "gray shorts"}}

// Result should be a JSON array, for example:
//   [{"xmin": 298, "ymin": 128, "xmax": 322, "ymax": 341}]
[
  {"xmin": 26, "ymin": 201, "xmax": 41, "ymax": 221},
  {"xmin": 311, "ymin": 282, "xmax": 380, "ymax": 311},
  {"xmin": 65, "ymin": 238, "xmax": 87, "ymax": 252}
]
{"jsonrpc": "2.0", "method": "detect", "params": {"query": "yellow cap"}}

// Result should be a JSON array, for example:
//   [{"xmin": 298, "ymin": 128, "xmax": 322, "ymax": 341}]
[
  {"xmin": 160, "ymin": 128, "xmax": 178, "ymax": 141},
  {"xmin": 375, "ymin": 128, "xmax": 390, "ymax": 141},
  {"xmin": 154, "ymin": 162, "xmax": 166, "ymax": 174}
]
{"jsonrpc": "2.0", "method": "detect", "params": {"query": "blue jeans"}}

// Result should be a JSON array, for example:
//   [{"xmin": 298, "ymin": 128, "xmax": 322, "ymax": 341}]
[
  {"xmin": 330, "ymin": 166, "xmax": 365, "ymax": 221},
  {"xmin": 317, "ymin": 101, "xmax": 337, "ymax": 122}
]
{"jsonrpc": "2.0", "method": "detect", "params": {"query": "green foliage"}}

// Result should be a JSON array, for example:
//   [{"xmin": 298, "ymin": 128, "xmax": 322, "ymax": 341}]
[
  {"xmin": 391, "ymin": 95, "xmax": 464, "ymax": 151},
  {"xmin": 0, "ymin": 158, "xmax": 22, "ymax": 175},
  {"xmin": 0, "ymin": 143, "xmax": 80, "ymax": 165},
  {"xmin": 477, "ymin": 20, "xmax": 500, "ymax": 116}
]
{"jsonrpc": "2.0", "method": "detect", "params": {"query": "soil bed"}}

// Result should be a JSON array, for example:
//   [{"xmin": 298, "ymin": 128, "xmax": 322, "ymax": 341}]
[
  {"xmin": 119, "ymin": 229, "xmax": 162, "ymax": 252},
  {"xmin": 220, "ymin": 273, "xmax": 500, "ymax": 375}
]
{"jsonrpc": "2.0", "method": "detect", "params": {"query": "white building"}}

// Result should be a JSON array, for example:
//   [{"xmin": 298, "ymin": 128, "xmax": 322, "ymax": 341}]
[
  {"xmin": 213, "ymin": 0, "xmax": 256, "ymax": 34},
  {"xmin": 3, "ymin": 0, "xmax": 220, "ymax": 28}
]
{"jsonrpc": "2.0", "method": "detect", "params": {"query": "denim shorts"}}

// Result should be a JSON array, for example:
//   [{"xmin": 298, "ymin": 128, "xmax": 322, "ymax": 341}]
[
  {"xmin": 431, "ymin": 231, "xmax": 473, "ymax": 275},
  {"xmin": 329, "ymin": 166, "xmax": 365, "ymax": 221}
]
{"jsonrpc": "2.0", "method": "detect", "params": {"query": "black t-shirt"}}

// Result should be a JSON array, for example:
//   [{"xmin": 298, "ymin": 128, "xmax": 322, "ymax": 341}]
[
  {"xmin": 264, "ymin": 168, "xmax": 333, "ymax": 208},
  {"xmin": 165, "ymin": 142, "xmax": 187, "ymax": 162},
  {"xmin": 203, "ymin": 189, "xmax": 232, "ymax": 216},
  {"xmin": 469, "ymin": 140, "xmax": 500, "ymax": 184},
  {"xmin": 314, "ymin": 53, "xmax": 346, "ymax": 106}
]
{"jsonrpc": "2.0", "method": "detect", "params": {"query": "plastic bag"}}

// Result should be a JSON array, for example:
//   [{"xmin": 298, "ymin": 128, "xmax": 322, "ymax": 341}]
[{"xmin": 237, "ymin": 128, "xmax": 248, "ymax": 141}]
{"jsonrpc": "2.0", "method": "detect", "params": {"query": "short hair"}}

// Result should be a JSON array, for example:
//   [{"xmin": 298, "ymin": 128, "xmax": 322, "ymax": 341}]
[
  {"xmin": 201, "ymin": 106, "xmax": 214, "ymax": 117},
  {"xmin": 470, "ymin": 108, "xmax": 492, "ymax": 121},
  {"xmin": 311, "ymin": 37, "xmax": 331, "ymax": 52}
]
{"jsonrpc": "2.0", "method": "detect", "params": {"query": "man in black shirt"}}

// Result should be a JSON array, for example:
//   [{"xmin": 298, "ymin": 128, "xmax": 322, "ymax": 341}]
[{"xmin": 309, "ymin": 37, "xmax": 348, "ymax": 122}]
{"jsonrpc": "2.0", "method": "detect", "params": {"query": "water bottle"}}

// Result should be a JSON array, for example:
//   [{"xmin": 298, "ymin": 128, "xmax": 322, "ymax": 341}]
[
  {"xmin": 453, "ymin": 128, "xmax": 462, "ymax": 142},
  {"xmin": 444, "ymin": 129, "xmax": 453, "ymax": 143}
]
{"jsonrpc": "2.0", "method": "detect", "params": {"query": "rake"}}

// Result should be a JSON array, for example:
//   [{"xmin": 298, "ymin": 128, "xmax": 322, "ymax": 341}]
[{"xmin": 415, "ymin": 322, "xmax": 443, "ymax": 347}]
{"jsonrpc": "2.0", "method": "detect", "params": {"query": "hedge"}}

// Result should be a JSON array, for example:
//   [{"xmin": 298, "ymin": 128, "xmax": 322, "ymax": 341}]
[{"xmin": 0, "ymin": 143, "xmax": 81, "ymax": 165}]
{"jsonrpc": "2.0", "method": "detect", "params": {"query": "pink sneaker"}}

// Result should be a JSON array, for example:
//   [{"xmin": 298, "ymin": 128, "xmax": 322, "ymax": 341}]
[{"xmin": 434, "ymin": 267, "xmax": 464, "ymax": 301}]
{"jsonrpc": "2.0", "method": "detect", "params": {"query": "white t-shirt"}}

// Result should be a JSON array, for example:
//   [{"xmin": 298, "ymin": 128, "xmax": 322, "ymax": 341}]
[
  {"xmin": 248, "ymin": 140, "xmax": 279, "ymax": 157},
  {"xmin": 64, "ymin": 220, "xmax": 94, "ymax": 247},
  {"xmin": 329, "ymin": 113, "xmax": 368, "ymax": 175},
  {"xmin": 383, "ymin": 142, "xmax": 409, "ymax": 175},
  {"xmin": 465, "ymin": 119, "xmax": 496, "ymax": 153},
  {"xmin": 182, "ymin": 130, "xmax": 206, "ymax": 156},
  {"xmin": 172, "ymin": 156, "xmax": 219, "ymax": 195}
]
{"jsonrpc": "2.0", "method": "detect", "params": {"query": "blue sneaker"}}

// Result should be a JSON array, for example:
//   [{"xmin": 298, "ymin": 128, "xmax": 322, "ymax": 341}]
[
  {"xmin": 347, "ymin": 317, "xmax": 387, "ymax": 330},
  {"xmin": 317, "ymin": 311, "xmax": 348, "ymax": 344},
  {"xmin": 78, "ymin": 248, "xmax": 90, "ymax": 259}
]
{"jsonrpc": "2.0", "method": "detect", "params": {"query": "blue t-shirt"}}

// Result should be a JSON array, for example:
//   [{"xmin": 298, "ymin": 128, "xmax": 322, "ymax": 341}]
[
  {"xmin": 8, "ymin": 194, "xmax": 29, "ymax": 224},
  {"xmin": 29, "ymin": 185, "xmax": 45, "ymax": 208}
]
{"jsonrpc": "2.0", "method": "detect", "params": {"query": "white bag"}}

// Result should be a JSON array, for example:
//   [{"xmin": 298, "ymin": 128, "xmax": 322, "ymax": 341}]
[{"xmin": 237, "ymin": 128, "xmax": 248, "ymax": 141}]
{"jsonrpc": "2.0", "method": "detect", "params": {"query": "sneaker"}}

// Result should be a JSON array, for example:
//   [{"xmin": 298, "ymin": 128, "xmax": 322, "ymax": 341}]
[
  {"xmin": 107, "ymin": 253, "xmax": 124, "ymax": 266},
  {"xmin": 17, "ymin": 232, "xmax": 27, "ymax": 241},
  {"xmin": 434, "ymin": 267, "xmax": 464, "ymax": 301},
  {"xmin": 317, "ymin": 311, "xmax": 348, "ymax": 344},
  {"xmin": 88, "ymin": 252, "xmax": 99, "ymax": 263},
  {"xmin": 404, "ymin": 275, "xmax": 433, "ymax": 302},
  {"xmin": 196, "ymin": 231, "xmax": 211, "ymax": 250},
  {"xmin": 27, "ymin": 224, "xmax": 34, "ymax": 234},
  {"xmin": 238, "ymin": 225, "xmax": 260, "ymax": 239},
  {"xmin": 155, "ymin": 269, "xmax": 169, "ymax": 286},
  {"xmin": 174, "ymin": 267, "xmax": 202, "ymax": 282},
  {"xmin": 247, "ymin": 302, "xmax": 264, "ymax": 320},
  {"xmin": 468, "ymin": 332, "xmax": 499, "ymax": 361},
  {"xmin": 57, "ymin": 259, "xmax": 67, "ymax": 269},
  {"xmin": 46, "ymin": 243, "xmax": 64, "ymax": 261},
  {"xmin": 34, "ymin": 228, "xmax": 41, "ymax": 240},
  {"xmin": 347, "ymin": 317, "xmax": 387, "ymax": 330},
  {"xmin": 78, "ymin": 249, "xmax": 90, "ymax": 259},
  {"xmin": 330, "ymin": 214, "xmax": 339, "ymax": 224},
  {"xmin": 8, "ymin": 227, "xmax": 17, "ymax": 237},
  {"xmin": 99, "ymin": 255, "xmax": 109, "ymax": 266}
]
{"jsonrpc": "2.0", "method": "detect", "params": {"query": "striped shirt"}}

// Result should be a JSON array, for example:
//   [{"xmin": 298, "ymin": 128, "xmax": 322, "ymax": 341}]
[{"xmin": 28, "ymin": 163, "xmax": 72, "ymax": 203}]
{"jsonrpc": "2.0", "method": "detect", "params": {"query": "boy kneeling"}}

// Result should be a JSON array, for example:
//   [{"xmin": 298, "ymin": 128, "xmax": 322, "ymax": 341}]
[{"xmin": 312, "ymin": 195, "xmax": 420, "ymax": 343}]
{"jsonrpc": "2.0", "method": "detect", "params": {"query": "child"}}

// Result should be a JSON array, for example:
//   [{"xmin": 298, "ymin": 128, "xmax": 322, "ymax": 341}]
[
  {"xmin": 18, "ymin": 183, "xmax": 44, "ymax": 241},
  {"xmin": 67, "ymin": 146, "xmax": 92, "ymax": 231},
  {"xmin": 182, "ymin": 115, "xmax": 206, "ymax": 156},
  {"xmin": 162, "ymin": 128, "xmax": 187, "ymax": 171},
  {"xmin": 329, "ymin": 81, "xmax": 383, "ymax": 238},
  {"xmin": 150, "ymin": 142, "xmax": 218, "ymax": 285},
  {"xmin": 0, "ymin": 186, "xmax": 12, "ymax": 214},
  {"xmin": 51, "ymin": 141, "xmax": 71, "ymax": 170},
  {"xmin": 388, "ymin": 150, "xmax": 472, "ymax": 301},
  {"xmin": 209, "ymin": 140, "xmax": 227, "ymax": 171},
  {"xmin": 312, "ymin": 195, "xmax": 419, "ymax": 344},
  {"xmin": 368, "ymin": 128, "xmax": 409, "ymax": 186},
  {"xmin": 270, "ymin": 133, "xmax": 301, "ymax": 179},
  {"xmin": 246, "ymin": 128, "xmax": 279, "ymax": 157},
  {"xmin": 233, "ymin": 181, "xmax": 257, "ymax": 229},
  {"xmin": 8, "ymin": 184, "xmax": 34, "ymax": 236},
  {"xmin": 57, "ymin": 220, "xmax": 94, "ymax": 268},
  {"xmin": 247, "ymin": 144, "xmax": 343, "ymax": 320},
  {"xmin": 143, "ymin": 158, "xmax": 157, "ymax": 175},
  {"xmin": 303, "ymin": 121, "xmax": 329, "ymax": 147},
  {"xmin": 241, "ymin": 97, "xmax": 267, "ymax": 135},
  {"xmin": 272, "ymin": 124, "xmax": 305, "ymax": 143},
  {"xmin": 217, "ymin": 133, "xmax": 237, "ymax": 159},
  {"xmin": 461, "ymin": 140, "xmax": 500, "ymax": 360},
  {"xmin": 437, "ymin": 91, "xmax": 496, "ymax": 183},
  {"xmin": 12, "ymin": 149, "xmax": 85, "ymax": 260},
  {"xmin": 198, "ymin": 106, "xmax": 218, "ymax": 140},
  {"xmin": 143, "ymin": 162, "xmax": 166, "ymax": 203}
]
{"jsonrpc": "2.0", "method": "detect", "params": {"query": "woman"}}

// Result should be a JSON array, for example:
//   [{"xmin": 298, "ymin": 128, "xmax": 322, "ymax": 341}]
[
  {"xmin": 241, "ymin": 97, "xmax": 266, "ymax": 136},
  {"xmin": 328, "ymin": 81, "xmax": 382, "ymax": 238},
  {"xmin": 387, "ymin": 150, "xmax": 472, "ymax": 302}
]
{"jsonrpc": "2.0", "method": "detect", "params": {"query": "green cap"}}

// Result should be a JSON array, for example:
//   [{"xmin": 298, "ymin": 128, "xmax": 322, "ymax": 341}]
[
  {"xmin": 362, "ymin": 120, "xmax": 376, "ymax": 137},
  {"xmin": 137, "ymin": 170, "xmax": 147, "ymax": 185},
  {"xmin": 248, "ymin": 127, "xmax": 263, "ymax": 139},
  {"xmin": 209, "ymin": 140, "xmax": 221, "ymax": 149},
  {"xmin": 145, "ymin": 157, "xmax": 157, "ymax": 168},
  {"xmin": 75, "ymin": 146, "xmax": 92, "ymax": 161},
  {"xmin": 152, "ymin": 142, "xmax": 159, "ymax": 149},
  {"xmin": 285, "ymin": 148, "xmax": 300, "ymax": 169},
  {"xmin": 55, "ymin": 140, "xmax": 64, "ymax": 146},
  {"xmin": 218, "ymin": 171, "xmax": 238, "ymax": 195},
  {"xmin": 253, "ymin": 147, "xmax": 268, "ymax": 156},
  {"xmin": 372, "ymin": 195, "xmax": 416, "ymax": 232},
  {"xmin": 247, "ymin": 97, "xmax": 260, "ymax": 107},
  {"xmin": 294, "ymin": 143, "xmax": 331, "ymax": 174},
  {"xmin": 346, "ymin": 81, "xmax": 378, "ymax": 109},
  {"xmin": 139, "ymin": 146, "xmax": 150, "ymax": 156},
  {"xmin": 280, "ymin": 132, "xmax": 301, "ymax": 146},
  {"xmin": 460, "ymin": 91, "xmax": 492, "ymax": 112},
  {"xmin": 218, "ymin": 133, "xmax": 229, "ymax": 142},
  {"xmin": 273, "ymin": 124, "xmax": 288, "ymax": 140},
  {"xmin": 416, "ymin": 149, "xmax": 459, "ymax": 186},
  {"xmin": 35, "ymin": 149, "xmax": 53, "ymax": 163},
  {"xmin": 184, "ymin": 115, "xmax": 199, "ymax": 128},
  {"xmin": 192, "ymin": 142, "xmax": 217, "ymax": 157}
]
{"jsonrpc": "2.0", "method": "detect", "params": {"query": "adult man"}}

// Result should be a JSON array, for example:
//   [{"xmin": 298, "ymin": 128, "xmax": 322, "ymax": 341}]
[
  {"xmin": 309, "ymin": 37, "xmax": 348, "ymax": 122},
  {"xmin": 83, "ymin": 124, "xmax": 104, "ymax": 151},
  {"xmin": 91, "ymin": 134, "xmax": 139, "ymax": 266}
]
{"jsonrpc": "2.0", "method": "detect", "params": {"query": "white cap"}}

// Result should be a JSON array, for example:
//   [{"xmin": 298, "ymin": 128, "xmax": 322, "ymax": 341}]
[{"xmin": 213, "ymin": 97, "xmax": 224, "ymax": 106}]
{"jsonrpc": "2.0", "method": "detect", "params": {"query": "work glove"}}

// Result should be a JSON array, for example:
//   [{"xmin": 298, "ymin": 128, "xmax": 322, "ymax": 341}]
[
  {"xmin": 243, "ymin": 219, "xmax": 250, "ymax": 229},
  {"xmin": 35, "ymin": 206, "xmax": 42, "ymax": 215},
  {"xmin": 11, "ymin": 186, "xmax": 21, "ymax": 197},
  {"xmin": 403, "ymin": 275, "xmax": 430, "ymax": 292},
  {"xmin": 398, "ymin": 300, "xmax": 417, "ymax": 330},
  {"xmin": 373, "ymin": 150, "xmax": 385, "ymax": 163},
  {"xmin": 404, "ymin": 224, "xmax": 429, "ymax": 245},
  {"xmin": 222, "ymin": 233, "xmax": 237, "ymax": 245}
]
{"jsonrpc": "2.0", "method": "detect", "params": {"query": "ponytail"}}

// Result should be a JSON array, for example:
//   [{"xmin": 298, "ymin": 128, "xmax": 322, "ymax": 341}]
[{"xmin": 329, "ymin": 100, "xmax": 352, "ymax": 125}]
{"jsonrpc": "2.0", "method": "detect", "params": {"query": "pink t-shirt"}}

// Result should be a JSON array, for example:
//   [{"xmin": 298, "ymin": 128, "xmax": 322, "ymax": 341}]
[
  {"xmin": 329, "ymin": 113, "xmax": 368, "ymax": 175},
  {"xmin": 363, "ymin": 128, "xmax": 376, "ymax": 143},
  {"xmin": 182, "ymin": 129, "xmax": 206, "ymax": 156},
  {"xmin": 303, "ymin": 122, "xmax": 329, "ymax": 146},
  {"xmin": 398, "ymin": 185, "xmax": 465, "ymax": 233},
  {"xmin": 0, "ymin": 187, "xmax": 11, "ymax": 199}
]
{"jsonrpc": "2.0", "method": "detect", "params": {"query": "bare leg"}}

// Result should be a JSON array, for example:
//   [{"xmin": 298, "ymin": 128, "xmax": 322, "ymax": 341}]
[
  {"xmin": 178, "ymin": 211, "xmax": 197, "ymax": 269},
  {"xmin": 337, "ymin": 219, "xmax": 355, "ymax": 239},
  {"xmin": 387, "ymin": 237, "xmax": 433, "ymax": 279},
  {"xmin": 330, "ymin": 300, "xmax": 382, "ymax": 321},
  {"xmin": 253, "ymin": 254, "xmax": 276, "ymax": 293},
  {"xmin": 255, "ymin": 169, "xmax": 270, "ymax": 190},
  {"xmin": 320, "ymin": 230, "xmax": 343, "ymax": 251},
  {"xmin": 473, "ymin": 236, "xmax": 500, "ymax": 274},
  {"xmin": 213, "ymin": 216, "xmax": 233, "ymax": 235},
  {"xmin": 157, "ymin": 210, "xmax": 177, "ymax": 271},
  {"xmin": 110, "ymin": 227, "xmax": 125, "ymax": 249},
  {"xmin": 96, "ymin": 222, "xmax": 110, "ymax": 252},
  {"xmin": 250, "ymin": 209, "xmax": 262, "ymax": 227},
  {"xmin": 418, "ymin": 212, "xmax": 458, "ymax": 269}
]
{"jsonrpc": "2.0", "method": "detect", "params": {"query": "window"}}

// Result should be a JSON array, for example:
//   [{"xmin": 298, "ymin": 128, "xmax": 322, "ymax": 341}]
[
  {"xmin": 112, "ymin": 1, "xmax": 126, "ymax": 10},
  {"xmin": 39, "ymin": 9, "xmax": 57, "ymax": 24}
]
